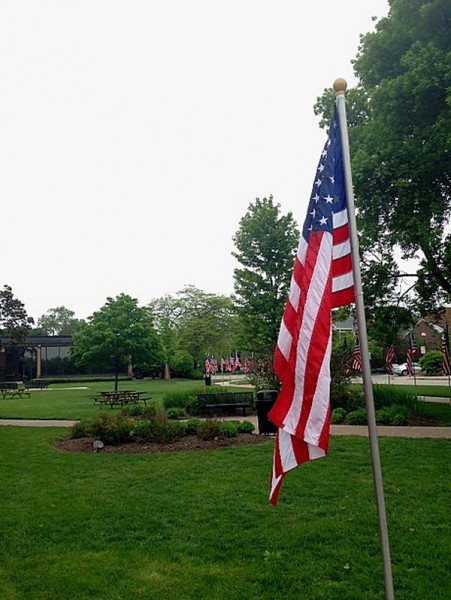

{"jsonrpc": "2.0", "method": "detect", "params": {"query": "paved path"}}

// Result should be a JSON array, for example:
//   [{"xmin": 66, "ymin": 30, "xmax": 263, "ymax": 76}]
[{"xmin": 1, "ymin": 418, "xmax": 450, "ymax": 438}]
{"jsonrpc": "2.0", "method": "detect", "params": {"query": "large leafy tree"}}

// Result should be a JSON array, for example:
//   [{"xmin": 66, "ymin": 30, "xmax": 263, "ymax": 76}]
[
  {"xmin": 232, "ymin": 195, "xmax": 299, "ymax": 356},
  {"xmin": 149, "ymin": 286, "xmax": 238, "ymax": 370},
  {"xmin": 36, "ymin": 306, "xmax": 82, "ymax": 336},
  {"xmin": 71, "ymin": 294, "xmax": 163, "ymax": 390},
  {"xmin": 0, "ymin": 284, "xmax": 34, "ymax": 346},
  {"xmin": 316, "ymin": 0, "xmax": 451, "ymax": 319}
]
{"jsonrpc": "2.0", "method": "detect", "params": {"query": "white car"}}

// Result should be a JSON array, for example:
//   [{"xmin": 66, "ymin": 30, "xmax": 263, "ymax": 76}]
[{"xmin": 392, "ymin": 362, "xmax": 422, "ymax": 376}]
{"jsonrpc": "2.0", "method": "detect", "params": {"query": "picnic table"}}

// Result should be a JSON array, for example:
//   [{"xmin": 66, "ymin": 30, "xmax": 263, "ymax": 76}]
[
  {"xmin": 93, "ymin": 390, "xmax": 149, "ymax": 409},
  {"xmin": 0, "ymin": 383, "xmax": 31, "ymax": 399}
]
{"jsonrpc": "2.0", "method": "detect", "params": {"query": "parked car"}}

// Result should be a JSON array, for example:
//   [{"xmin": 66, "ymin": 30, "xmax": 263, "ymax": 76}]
[{"xmin": 392, "ymin": 362, "xmax": 422, "ymax": 376}]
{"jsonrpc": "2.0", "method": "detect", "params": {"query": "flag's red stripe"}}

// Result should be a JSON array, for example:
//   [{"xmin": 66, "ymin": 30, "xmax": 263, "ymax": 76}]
[{"xmin": 333, "ymin": 223, "xmax": 350, "ymax": 245}]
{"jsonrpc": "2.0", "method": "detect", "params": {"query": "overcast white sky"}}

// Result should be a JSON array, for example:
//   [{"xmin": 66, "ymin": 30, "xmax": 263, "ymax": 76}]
[{"xmin": 0, "ymin": 0, "xmax": 389, "ymax": 322}]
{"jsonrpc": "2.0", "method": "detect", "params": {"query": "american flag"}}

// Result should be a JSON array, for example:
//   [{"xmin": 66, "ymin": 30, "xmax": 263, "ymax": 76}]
[
  {"xmin": 342, "ymin": 338, "xmax": 351, "ymax": 375},
  {"xmin": 351, "ymin": 337, "xmax": 362, "ymax": 372},
  {"xmin": 268, "ymin": 105, "xmax": 354, "ymax": 506},
  {"xmin": 441, "ymin": 327, "xmax": 451, "ymax": 376},
  {"xmin": 385, "ymin": 346, "xmax": 395, "ymax": 375},
  {"xmin": 406, "ymin": 334, "xmax": 416, "ymax": 376}
]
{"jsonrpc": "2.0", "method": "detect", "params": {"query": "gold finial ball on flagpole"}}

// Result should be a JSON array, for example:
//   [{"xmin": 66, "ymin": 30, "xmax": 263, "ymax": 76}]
[{"xmin": 333, "ymin": 78, "xmax": 347, "ymax": 94}]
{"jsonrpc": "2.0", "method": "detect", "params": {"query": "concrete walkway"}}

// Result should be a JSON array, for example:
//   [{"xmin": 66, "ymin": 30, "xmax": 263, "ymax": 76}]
[{"xmin": 1, "ymin": 417, "xmax": 450, "ymax": 438}]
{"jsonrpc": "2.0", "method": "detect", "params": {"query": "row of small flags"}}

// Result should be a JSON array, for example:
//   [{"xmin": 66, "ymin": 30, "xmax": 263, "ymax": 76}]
[
  {"xmin": 204, "ymin": 355, "xmax": 251, "ymax": 374},
  {"xmin": 342, "ymin": 328, "xmax": 451, "ymax": 376}
]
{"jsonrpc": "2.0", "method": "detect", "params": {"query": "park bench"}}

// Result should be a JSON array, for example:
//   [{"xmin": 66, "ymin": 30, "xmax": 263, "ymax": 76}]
[
  {"xmin": 195, "ymin": 391, "xmax": 254, "ymax": 416},
  {"xmin": 25, "ymin": 380, "xmax": 50, "ymax": 390}
]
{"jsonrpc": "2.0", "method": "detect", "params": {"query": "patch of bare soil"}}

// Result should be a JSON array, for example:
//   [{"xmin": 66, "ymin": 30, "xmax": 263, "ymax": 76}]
[
  {"xmin": 406, "ymin": 416, "xmax": 445, "ymax": 427},
  {"xmin": 54, "ymin": 434, "xmax": 272, "ymax": 454}
]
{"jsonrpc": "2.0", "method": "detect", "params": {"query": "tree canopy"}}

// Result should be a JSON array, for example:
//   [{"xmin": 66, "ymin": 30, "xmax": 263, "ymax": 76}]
[
  {"xmin": 232, "ymin": 195, "xmax": 299, "ymax": 356},
  {"xmin": 70, "ymin": 294, "xmax": 163, "ymax": 385},
  {"xmin": 149, "ymin": 286, "xmax": 238, "ymax": 369},
  {"xmin": 36, "ymin": 306, "xmax": 82, "ymax": 336},
  {"xmin": 0, "ymin": 285, "xmax": 34, "ymax": 346},
  {"xmin": 315, "ymin": 0, "xmax": 451, "ymax": 319}
]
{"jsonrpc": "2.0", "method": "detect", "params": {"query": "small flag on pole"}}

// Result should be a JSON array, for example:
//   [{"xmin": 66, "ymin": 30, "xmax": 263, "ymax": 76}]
[
  {"xmin": 342, "ymin": 338, "xmax": 351, "ymax": 375},
  {"xmin": 268, "ymin": 105, "xmax": 354, "ymax": 506},
  {"xmin": 385, "ymin": 346, "xmax": 395, "ymax": 375},
  {"xmin": 351, "ymin": 336, "xmax": 362, "ymax": 372},
  {"xmin": 406, "ymin": 334, "xmax": 416, "ymax": 376}
]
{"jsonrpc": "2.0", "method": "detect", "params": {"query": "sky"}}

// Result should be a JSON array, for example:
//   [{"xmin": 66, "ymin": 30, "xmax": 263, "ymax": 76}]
[{"xmin": 0, "ymin": 0, "xmax": 390, "ymax": 322}]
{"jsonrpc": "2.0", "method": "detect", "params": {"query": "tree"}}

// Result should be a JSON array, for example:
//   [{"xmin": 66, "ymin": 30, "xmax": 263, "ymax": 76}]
[
  {"xmin": 0, "ymin": 285, "xmax": 34, "ymax": 346},
  {"xmin": 232, "ymin": 195, "xmax": 299, "ymax": 357},
  {"xmin": 37, "ymin": 306, "xmax": 82, "ymax": 336},
  {"xmin": 315, "ymin": 0, "xmax": 451, "ymax": 315},
  {"xmin": 70, "ymin": 294, "xmax": 163, "ymax": 390},
  {"xmin": 149, "ymin": 286, "xmax": 239, "ymax": 371}
]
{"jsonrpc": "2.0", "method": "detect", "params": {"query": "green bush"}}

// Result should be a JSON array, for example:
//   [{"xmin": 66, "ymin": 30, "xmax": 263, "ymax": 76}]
[
  {"xmin": 71, "ymin": 419, "xmax": 93, "ymax": 439},
  {"xmin": 132, "ymin": 419, "xmax": 156, "ymax": 442},
  {"xmin": 331, "ymin": 408, "xmax": 347, "ymax": 424},
  {"xmin": 151, "ymin": 414, "xmax": 185, "ymax": 443},
  {"xmin": 419, "ymin": 350, "xmax": 443, "ymax": 375},
  {"xmin": 169, "ymin": 350, "xmax": 194, "ymax": 377},
  {"xmin": 236, "ymin": 420, "xmax": 255, "ymax": 434},
  {"xmin": 372, "ymin": 384, "xmax": 425, "ymax": 416},
  {"xmin": 387, "ymin": 404, "xmax": 409, "ymax": 426},
  {"xmin": 375, "ymin": 409, "xmax": 393, "ymax": 425},
  {"xmin": 345, "ymin": 409, "xmax": 367, "ymax": 425},
  {"xmin": 219, "ymin": 422, "xmax": 239, "ymax": 438},
  {"xmin": 166, "ymin": 407, "xmax": 185, "ymax": 419},
  {"xmin": 185, "ymin": 418, "xmax": 202, "ymax": 435},
  {"xmin": 163, "ymin": 389, "xmax": 203, "ymax": 411},
  {"xmin": 185, "ymin": 396, "xmax": 200, "ymax": 416},
  {"xmin": 197, "ymin": 419, "xmax": 222, "ymax": 441}
]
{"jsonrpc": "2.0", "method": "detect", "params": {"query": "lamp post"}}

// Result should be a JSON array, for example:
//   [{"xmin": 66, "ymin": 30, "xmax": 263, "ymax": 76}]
[
  {"xmin": 420, "ymin": 332, "xmax": 427, "ymax": 356},
  {"xmin": 114, "ymin": 332, "xmax": 120, "ymax": 392}
]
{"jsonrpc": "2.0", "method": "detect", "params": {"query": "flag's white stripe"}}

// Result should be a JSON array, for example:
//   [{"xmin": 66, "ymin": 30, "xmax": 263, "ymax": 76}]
[
  {"xmin": 283, "ymin": 233, "xmax": 332, "ymax": 435},
  {"xmin": 278, "ymin": 429, "xmax": 299, "ymax": 473},
  {"xmin": 333, "ymin": 208, "xmax": 348, "ymax": 228},
  {"xmin": 333, "ymin": 239, "xmax": 351, "ymax": 260},
  {"xmin": 307, "ymin": 444, "xmax": 326, "ymax": 460},
  {"xmin": 304, "ymin": 331, "xmax": 332, "ymax": 446},
  {"xmin": 332, "ymin": 271, "xmax": 354, "ymax": 292},
  {"xmin": 277, "ymin": 320, "xmax": 292, "ymax": 362}
]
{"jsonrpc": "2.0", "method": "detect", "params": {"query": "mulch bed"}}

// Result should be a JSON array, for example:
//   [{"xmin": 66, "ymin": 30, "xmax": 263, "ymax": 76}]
[{"xmin": 55, "ymin": 434, "xmax": 272, "ymax": 454}]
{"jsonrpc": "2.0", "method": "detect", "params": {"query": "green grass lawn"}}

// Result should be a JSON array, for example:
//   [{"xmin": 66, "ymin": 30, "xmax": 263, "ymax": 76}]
[
  {"xmin": 0, "ymin": 427, "xmax": 449, "ymax": 599},
  {"xmin": 0, "ymin": 379, "xmax": 207, "ymax": 420}
]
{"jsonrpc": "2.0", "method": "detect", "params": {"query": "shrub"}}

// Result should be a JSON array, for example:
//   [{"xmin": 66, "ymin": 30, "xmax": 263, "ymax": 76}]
[
  {"xmin": 419, "ymin": 350, "xmax": 443, "ymax": 375},
  {"xmin": 185, "ymin": 418, "xmax": 202, "ymax": 435},
  {"xmin": 236, "ymin": 420, "xmax": 255, "ymax": 434},
  {"xmin": 169, "ymin": 350, "xmax": 194, "ymax": 377},
  {"xmin": 185, "ymin": 396, "xmax": 200, "ymax": 416},
  {"xmin": 331, "ymin": 408, "xmax": 347, "ymax": 424},
  {"xmin": 151, "ymin": 413, "xmax": 185, "ymax": 443},
  {"xmin": 345, "ymin": 409, "xmax": 367, "ymax": 425},
  {"xmin": 84, "ymin": 414, "xmax": 135, "ymax": 445},
  {"xmin": 387, "ymin": 404, "xmax": 409, "ymax": 426},
  {"xmin": 375, "ymin": 409, "xmax": 393, "ymax": 425},
  {"xmin": 71, "ymin": 419, "xmax": 93, "ymax": 439},
  {"xmin": 219, "ymin": 422, "xmax": 239, "ymax": 438},
  {"xmin": 197, "ymin": 419, "xmax": 222, "ymax": 441},
  {"xmin": 372, "ymin": 384, "xmax": 425, "ymax": 416},
  {"xmin": 132, "ymin": 419, "xmax": 156, "ymax": 442},
  {"xmin": 166, "ymin": 407, "xmax": 185, "ymax": 419}
]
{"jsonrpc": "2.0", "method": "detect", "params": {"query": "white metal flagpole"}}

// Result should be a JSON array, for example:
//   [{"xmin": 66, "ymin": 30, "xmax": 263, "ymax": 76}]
[{"xmin": 334, "ymin": 78, "xmax": 395, "ymax": 600}]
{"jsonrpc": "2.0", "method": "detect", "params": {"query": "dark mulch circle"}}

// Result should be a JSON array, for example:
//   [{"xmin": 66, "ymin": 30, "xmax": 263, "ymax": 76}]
[{"xmin": 55, "ymin": 434, "xmax": 272, "ymax": 454}]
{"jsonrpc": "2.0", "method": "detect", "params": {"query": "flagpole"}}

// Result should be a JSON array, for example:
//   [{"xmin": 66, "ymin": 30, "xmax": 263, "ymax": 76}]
[{"xmin": 334, "ymin": 78, "xmax": 395, "ymax": 600}]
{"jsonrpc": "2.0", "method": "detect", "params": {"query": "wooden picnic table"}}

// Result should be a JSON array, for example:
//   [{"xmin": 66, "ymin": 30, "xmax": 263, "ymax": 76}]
[{"xmin": 93, "ymin": 390, "xmax": 148, "ymax": 409}]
